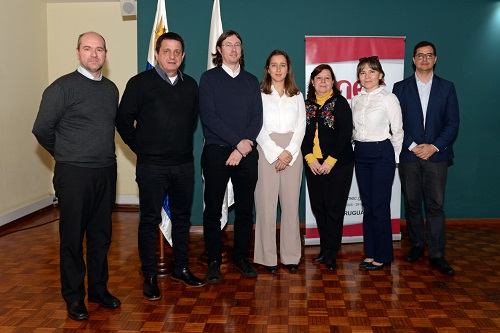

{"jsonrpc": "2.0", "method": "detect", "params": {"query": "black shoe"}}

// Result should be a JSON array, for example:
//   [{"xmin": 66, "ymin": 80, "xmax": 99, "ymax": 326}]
[
  {"xmin": 143, "ymin": 276, "xmax": 161, "ymax": 301},
  {"xmin": 358, "ymin": 259, "xmax": 374, "ymax": 268},
  {"xmin": 325, "ymin": 259, "xmax": 337, "ymax": 270},
  {"xmin": 404, "ymin": 246, "xmax": 425, "ymax": 262},
  {"xmin": 88, "ymin": 290, "xmax": 121, "ymax": 308},
  {"xmin": 264, "ymin": 265, "xmax": 278, "ymax": 274},
  {"xmin": 430, "ymin": 257, "xmax": 455, "ymax": 275},
  {"xmin": 284, "ymin": 264, "xmax": 298, "ymax": 272},
  {"xmin": 365, "ymin": 262, "xmax": 389, "ymax": 270},
  {"xmin": 234, "ymin": 258, "xmax": 258, "ymax": 278},
  {"xmin": 312, "ymin": 253, "xmax": 326, "ymax": 263},
  {"xmin": 206, "ymin": 260, "xmax": 222, "ymax": 284},
  {"xmin": 171, "ymin": 267, "xmax": 205, "ymax": 287},
  {"xmin": 67, "ymin": 300, "xmax": 89, "ymax": 321}
]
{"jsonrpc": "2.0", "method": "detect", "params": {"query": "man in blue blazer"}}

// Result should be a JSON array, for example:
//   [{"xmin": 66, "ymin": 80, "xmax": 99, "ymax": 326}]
[{"xmin": 393, "ymin": 41, "xmax": 459, "ymax": 275}]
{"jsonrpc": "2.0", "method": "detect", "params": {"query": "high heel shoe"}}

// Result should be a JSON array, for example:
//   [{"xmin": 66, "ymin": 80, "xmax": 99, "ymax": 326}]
[
  {"xmin": 358, "ymin": 259, "xmax": 374, "ymax": 268},
  {"xmin": 264, "ymin": 265, "xmax": 278, "ymax": 274},
  {"xmin": 365, "ymin": 261, "xmax": 391, "ymax": 270}
]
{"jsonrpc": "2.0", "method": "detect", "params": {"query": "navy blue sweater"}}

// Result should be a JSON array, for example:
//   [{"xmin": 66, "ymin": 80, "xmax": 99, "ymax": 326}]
[{"xmin": 199, "ymin": 67, "xmax": 263, "ymax": 147}]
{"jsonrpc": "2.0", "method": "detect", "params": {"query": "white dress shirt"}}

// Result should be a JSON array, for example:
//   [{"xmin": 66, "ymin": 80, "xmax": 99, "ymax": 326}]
[
  {"xmin": 221, "ymin": 63, "xmax": 240, "ymax": 78},
  {"xmin": 416, "ymin": 72, "xmax": 433, "ymax": 127},
  {"xmin": 257, "ymin": 85, "xmax": 306, "ymax": 165},
  {"xmin": 77, "ymin": 66, "xmax": 102, "ymax": 81},
  {"xmin": 352, "ymin": 86, "xmax": 404, "ymax": 163}
]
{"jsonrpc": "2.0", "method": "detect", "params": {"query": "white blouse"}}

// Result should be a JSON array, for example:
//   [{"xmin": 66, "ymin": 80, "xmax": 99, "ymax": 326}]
[
  {"xmin": 257, "ymin": 86, "xmax": 306, "ymax": 165},
  {"xmin": 351, "ymin": 86, "xmax": 404, "ymax": 163}
]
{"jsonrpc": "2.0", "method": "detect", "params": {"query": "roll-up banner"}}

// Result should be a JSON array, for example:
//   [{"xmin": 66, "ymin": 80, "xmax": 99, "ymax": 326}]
[{"xmin": 304, "ymin": 36, "xmax": 406, "ymax": 245}]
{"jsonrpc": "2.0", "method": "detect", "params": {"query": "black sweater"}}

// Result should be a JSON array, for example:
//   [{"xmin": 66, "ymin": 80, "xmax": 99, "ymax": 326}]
[
  {"xmin": 301, "ymin": 94, "xmax": 354, "ymax": 167},
  {"xmin": 116, "ymin": 69, "xmax": 198, "ymax": 165},
  {"xmin": 33, "ymin": 71, "xmax": 118, "ymax": 168}
]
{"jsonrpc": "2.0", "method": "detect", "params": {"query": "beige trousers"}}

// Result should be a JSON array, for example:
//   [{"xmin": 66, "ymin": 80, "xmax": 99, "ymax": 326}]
[{"xmin": 253, "ymin": 132, "xmax": 303, "ymax": 266}]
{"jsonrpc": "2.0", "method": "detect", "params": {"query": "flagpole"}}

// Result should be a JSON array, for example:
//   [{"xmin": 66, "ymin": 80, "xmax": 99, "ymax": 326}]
[{"xmin": 145, "ymin": 0, "xmax": 173, "ymax": 277}]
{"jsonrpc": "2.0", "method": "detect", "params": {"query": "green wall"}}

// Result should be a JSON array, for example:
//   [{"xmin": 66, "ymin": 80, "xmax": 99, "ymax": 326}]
[{"xmin": 136, "ymin": 0, "xmax": 500, "ymax": 224}]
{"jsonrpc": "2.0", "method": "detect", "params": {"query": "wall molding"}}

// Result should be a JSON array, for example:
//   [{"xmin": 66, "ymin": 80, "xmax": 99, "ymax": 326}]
[{"xmin": 0, "ymin": 195, "xmax": 55, "ymax": 227}]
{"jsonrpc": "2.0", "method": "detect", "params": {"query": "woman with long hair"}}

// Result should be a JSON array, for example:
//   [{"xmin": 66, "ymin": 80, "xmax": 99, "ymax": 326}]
[{"xmin": 253, "ymin": 50, "xmax": 306, "ymax": 273}]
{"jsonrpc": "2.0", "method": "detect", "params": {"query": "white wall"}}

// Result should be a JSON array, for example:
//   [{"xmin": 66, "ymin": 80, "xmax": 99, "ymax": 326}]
[
  {"xmin": 0, "ymin": 0, "xmax": 138, "ymax": 227},
  {"xmin": 47, "ymin": 2, "xmax": 139, "ymax": 203},
  {"xmin": 0, "ymin": 0, "xmax": 52, "ymax": 226}
]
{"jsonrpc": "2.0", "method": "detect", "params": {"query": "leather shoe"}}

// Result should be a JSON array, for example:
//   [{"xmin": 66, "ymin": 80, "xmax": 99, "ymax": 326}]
[
  {"xmin": 358, "ymin": 259, "xmax": 374, "ymax": 268},
  {"xmin": 264, "ymin": 265, "xmax": 278, "ymax": 274},
  {"xmin": 365, "ymin": 262, "xmax": 390, "ymax": 270},
  {"xmin": 404, "ymin": 246, "xmax": 425, "ymax": 262},
  {"xmin": 89, "ymin": 290, "xmax": 121, "ymax": 308},
  {"xmin": 430, "ymin": 257, "xmax": 455, "ymax": 275},
  {"xmin": 234, "ymin": 258, "xmax": 258, "ymax": 278},
  {"xmin": 312, "ymin": 253, "xmax": 326, "ymax": 263},
  {"xmin": 171, "ymin": 267, "xmax": 205, "ymax": 287},
  {"xmin": 206, "ymin": 260, "xmax": 222, "ymax": 284},
  {"xmin": 67, "ymin": 300, "xmax": 89, "ymax": 321},
  {"xmin": 284, "ymin": 264, "xmax": 298, "ymax": 272},
  {"xmin": 143, "ymin": 276, "xmax": 161, "ymax": 301},
  {"xmin": 325, "ymin": 259, "xmax": 337, "ymax": 270}
]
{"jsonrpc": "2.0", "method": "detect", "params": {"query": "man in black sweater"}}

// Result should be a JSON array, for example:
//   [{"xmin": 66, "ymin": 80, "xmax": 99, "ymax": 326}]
[
  {"xmin": 199, "ymin": 30, "xmax": 263, "ymax": 284},
  {"xmin": 33, "ymin": 31, "xmax": 120, "ymax": 321},
  {"xmin": 116, "ymin": 32, "xmax": 204, "ymax": 300}
]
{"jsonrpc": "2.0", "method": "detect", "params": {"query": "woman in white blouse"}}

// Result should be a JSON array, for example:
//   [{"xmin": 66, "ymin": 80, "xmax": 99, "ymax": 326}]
[
  {"xmin": 351, "ymin": 56, "xmax": 404, "ymax": 270},
  {"xmin": 253, "ymin": 50, "xmax": 306, "ymax": 273}
]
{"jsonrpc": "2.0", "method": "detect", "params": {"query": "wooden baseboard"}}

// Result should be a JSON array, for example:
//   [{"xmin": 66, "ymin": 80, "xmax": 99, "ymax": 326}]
[{"xmin": 2, "ymin": 203, "xmax": 499, "ymax": 235}]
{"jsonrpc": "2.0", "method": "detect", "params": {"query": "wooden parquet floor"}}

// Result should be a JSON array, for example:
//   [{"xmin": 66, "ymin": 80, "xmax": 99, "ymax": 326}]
[{"xmin": 0, "ymin": 207, "xmax": 499, "ymax": 333}]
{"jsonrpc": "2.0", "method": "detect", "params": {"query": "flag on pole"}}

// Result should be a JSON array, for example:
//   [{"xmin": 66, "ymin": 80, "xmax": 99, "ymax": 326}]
[
  {"xmin": 205, "ymin": 0, "xmax": 233, "ymax": 230},
  {"xmin": 146, "ymin": 0, "xmax": 168, "ymax": 70},
  {"xmin": 159, "ymin": 194, "xmax": 173, "ymax": 246},
  {"xmin": 149, "ymin": 0, "xmax": 173, "ymax": 245},
  {"xmin": 207, "ymin": 0, "xmax": 223, "ymax": 69}
]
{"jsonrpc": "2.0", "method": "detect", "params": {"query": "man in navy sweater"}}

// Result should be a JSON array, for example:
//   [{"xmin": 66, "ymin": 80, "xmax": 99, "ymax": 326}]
[
  {"xmin": 199, "ymin": 30, "xmax": 263, "ymax": 284},
  {"xmin": 116, "ymin": 32, "xmax": 204, "ymax": 300}
]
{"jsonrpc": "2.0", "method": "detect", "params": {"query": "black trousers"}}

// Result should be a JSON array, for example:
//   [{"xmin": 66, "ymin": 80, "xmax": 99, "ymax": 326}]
[
  {"xmin": 305, "ymin": 160, "xmax": 354, "ymax": 260},
  {"xmin": 354, "ymin": 140, "xmax": 395, "ymax": 263},
  {"xmin": 399, "ymin": 160, "xmax": 448, "ymax": 258},
  {"xmin": 53, "ymin": 162, "xmax": 116, "ymax": 304},
  {"xmin": 136, "ymin": 162, "xmax": 194, "ymax": 277},
  {"xmin": 201, "ymin": 145, "xmax": 258, "ymax": 263}
]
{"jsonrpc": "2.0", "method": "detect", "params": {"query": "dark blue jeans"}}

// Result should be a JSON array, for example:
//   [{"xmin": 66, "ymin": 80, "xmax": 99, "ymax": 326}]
[
  {"xmin": 136, "ymin": 162, "xmax": 194, "ymax": 277},
  {"xmin": 354, "ymin": 140, "xmax": 395, "ymax": 263},
  {"xmin": 399, "ymin": 160, "xmax": 448, "ymax": 258}
]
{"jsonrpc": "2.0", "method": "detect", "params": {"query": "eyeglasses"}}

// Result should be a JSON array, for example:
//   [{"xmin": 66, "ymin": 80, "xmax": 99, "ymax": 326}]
[
  {"xmin": 359, "ymin": 56, "xmax": 379, "ymax": 62},
  {"xmin": 415, "ymin": 53, "xmax": 435, "ymax": 60},
  {"xmin": 222, "ymin": 43, "xmax": 242, "ymax": 49}
]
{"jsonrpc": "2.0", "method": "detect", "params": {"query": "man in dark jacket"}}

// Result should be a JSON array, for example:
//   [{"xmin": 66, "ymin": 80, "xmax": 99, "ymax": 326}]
[
  {"xmin": 116, "ymin": 32, "xmax": 204, "ymax": 301},
  {"xmin": 393, "ymin": 41, "xmax": 460, "ymax": 275}
]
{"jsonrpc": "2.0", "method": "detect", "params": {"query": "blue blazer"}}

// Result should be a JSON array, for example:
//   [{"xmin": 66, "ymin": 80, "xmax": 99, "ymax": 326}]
[{"xmin": 393, "ymin": 74, "xmax": 459, "ymax": 163}]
